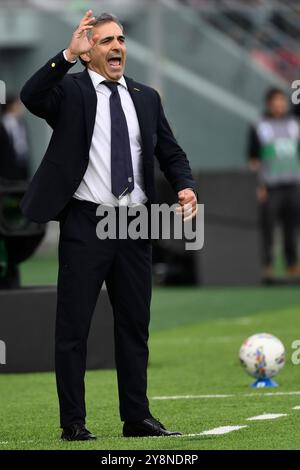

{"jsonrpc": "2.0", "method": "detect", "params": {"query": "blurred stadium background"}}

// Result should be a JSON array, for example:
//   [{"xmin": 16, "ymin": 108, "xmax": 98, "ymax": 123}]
[{"xmin": 1, "ymin": 0, "xmax": 300, "ymax": 450}]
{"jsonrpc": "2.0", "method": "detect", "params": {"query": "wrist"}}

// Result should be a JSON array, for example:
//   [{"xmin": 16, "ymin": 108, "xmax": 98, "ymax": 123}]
[{"xmin": 64, "ymin": 48, "xmax": 78, "ymax": 62}]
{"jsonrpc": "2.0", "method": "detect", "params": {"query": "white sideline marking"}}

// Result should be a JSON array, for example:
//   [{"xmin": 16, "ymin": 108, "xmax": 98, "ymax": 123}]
[
  {"xmin": 246, "ymin": 413, "xmax": 288, "ymax": 421},
  {"xmin": 150, "ymin": 426, "xmax": 247, "ymax": 438},
  {"xmin": 244, "ymin": 391, "xmax": 300, "ymax": 397},
  {"xmin": 200, "ymin": 425, "xmax": 247, "ymax": 436},
  {"xmin": 292, "ymin": 406, "xmax": 300, "ymax": 410},
  {"xmin": 152, "ymin": 391, "xmax": 300, "ymax": 400},
  {"xmin": 0, "ymin": 439, "xmax": 35, "ymax": 445},
  {"xmin": 152, "ymin": 394, "xmax": 234, "ymax": 400}
]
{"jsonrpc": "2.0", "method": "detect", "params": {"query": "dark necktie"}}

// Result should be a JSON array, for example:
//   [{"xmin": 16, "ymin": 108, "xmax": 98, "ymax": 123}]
[{"xmin": 102, "ymin": 80, "xmax": 134, "ymax": 200}]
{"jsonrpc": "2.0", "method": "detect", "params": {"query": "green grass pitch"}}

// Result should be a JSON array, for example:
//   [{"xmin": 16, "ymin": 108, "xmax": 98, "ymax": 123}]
[{"xmin": 1, "ymin": 256, "xmax": 300, "ymax": 449}]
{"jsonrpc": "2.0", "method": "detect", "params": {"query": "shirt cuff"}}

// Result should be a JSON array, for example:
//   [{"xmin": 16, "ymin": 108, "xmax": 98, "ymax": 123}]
[{"xmin": 63, "ymin": 49, "xmax": 77, "ymax": 64}]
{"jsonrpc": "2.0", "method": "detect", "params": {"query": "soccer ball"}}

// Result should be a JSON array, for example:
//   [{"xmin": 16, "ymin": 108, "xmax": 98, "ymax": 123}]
[{"xmin": 239, "ymin": 333, "xmax": 285, "ymax": 379}]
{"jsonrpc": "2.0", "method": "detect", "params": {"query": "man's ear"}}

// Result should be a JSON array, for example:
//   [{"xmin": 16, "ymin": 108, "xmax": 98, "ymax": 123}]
[{"xmin": 80, "ymin": 52, "xmax": 91, "ymax": 64}]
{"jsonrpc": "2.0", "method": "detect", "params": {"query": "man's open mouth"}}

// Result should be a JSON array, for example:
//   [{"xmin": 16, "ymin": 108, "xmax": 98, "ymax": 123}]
[{"xmin": 107, "ymin": 57, "xmax": 122, "ymax": 69}]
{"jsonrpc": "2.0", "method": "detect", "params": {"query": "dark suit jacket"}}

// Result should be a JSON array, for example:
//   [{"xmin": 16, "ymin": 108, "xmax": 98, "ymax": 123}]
[{"xmin": 20, "ymin": 50, "xmax": 198, "ymax": 223}]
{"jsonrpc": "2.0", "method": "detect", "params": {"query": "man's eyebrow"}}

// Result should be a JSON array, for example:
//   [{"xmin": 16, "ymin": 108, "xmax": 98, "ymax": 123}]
[{"xmin": 99, "ymin": 35, "xmax": 126, "ymax": 43}]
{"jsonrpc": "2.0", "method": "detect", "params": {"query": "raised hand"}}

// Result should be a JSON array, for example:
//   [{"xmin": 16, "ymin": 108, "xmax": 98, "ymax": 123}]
[{"xmin": 65, "ymin": 10, "xmax": 99, "ymax": 61}]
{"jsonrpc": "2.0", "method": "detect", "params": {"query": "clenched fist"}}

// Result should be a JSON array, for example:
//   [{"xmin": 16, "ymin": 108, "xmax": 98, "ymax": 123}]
[{"xmin": 176, "ymin": 188, "xmax": 198, "ymax": 221}]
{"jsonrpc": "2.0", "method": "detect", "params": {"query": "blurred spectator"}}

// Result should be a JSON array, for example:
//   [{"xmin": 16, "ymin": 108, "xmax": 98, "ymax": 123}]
[
  {"xmin": 0, "ymin": 95, "xmax": 30, "ymax": 181},
  {"xmin": 0, "ymin": 95, "xmax": 30, "ymax": 288},
  {"xmin": 248, "ymin": 88, "xmax": 300, "ymax": 280},
  {"xmin": 185, "ymin": 0, "xmax": 300, "ymax": 82},
  {"xmin": 271, "ymin": 9, "xmax": 300, "ymax": 41}
]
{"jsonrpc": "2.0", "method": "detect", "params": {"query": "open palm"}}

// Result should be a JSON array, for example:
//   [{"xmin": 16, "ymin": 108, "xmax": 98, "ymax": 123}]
[{"xmin": 67, "ymin": 10, "xmax": 99, "ymax": 58}]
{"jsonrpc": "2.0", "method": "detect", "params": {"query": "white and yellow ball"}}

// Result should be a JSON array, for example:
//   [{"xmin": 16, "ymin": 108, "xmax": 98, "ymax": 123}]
[{"xmin": 239, "ymin": 333, "xmax": 285, "ymax": 379}]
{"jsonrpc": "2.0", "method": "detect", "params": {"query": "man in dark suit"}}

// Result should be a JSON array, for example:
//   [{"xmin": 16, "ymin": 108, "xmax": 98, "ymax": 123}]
[
  {"xmin": 0, "ymin": 96, "xmax": 29, "ymax": 182},
  {"xmin": 20, "ymin": 10, "xmax": 198, "ymax": 440}
]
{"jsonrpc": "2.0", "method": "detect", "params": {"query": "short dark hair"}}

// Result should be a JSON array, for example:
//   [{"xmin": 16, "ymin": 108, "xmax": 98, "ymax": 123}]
[
  {"xmin": 79, "ymin": 12, "xmax": 124, "ymax": 67},
  {"xmin": 265, "ymin": 87, "xmax": 286, "ymax": 104}
]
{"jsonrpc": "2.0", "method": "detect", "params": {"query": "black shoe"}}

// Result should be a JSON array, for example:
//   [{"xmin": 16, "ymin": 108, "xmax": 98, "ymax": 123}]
[
  {"xmin": 61, "ymin": 423, "xmax": 97, "ymax": 441},
  {"xmin": 123, "ymin": 417, "xmax": 182, "ymax": 437}
]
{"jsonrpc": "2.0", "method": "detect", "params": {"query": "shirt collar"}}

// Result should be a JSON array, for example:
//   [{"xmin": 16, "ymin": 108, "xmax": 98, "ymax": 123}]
[{"xmin": 88, "ymin": 69, "xmax": 127, "ymax": 90}]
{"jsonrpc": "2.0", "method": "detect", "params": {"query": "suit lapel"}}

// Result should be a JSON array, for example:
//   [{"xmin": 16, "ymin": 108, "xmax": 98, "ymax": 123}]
[
  {"xmin": 125, "ymin": 76, "xmax": 152, "ymax": 160},
  {"xmin": 74, "ymin": 69, "xmax": 97, "ymax": 149}
]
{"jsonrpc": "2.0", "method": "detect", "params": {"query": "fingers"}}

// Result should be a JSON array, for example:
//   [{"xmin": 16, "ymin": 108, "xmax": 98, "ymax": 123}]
[
  {"xmin": 69, "ymin": 10, "xmax": 97, "ymax": 55},
  {"xmin": 176, "ymin": 203, "xmax": 195, "ymax": 215},
  {"xmin": 75, "ymin": 25, "xmax": 94, "ymax": 37},
  {"xmin": 176, "ymin": 201, "xmax": 198, "ymax": 221},
  {"xmin": 178, "ymin": 189, "xmax": 196, "ymax": 204},
  {"xmin": 77, "ymin": 10, "xmax": 95, "ymax": 31},
  {"xmin": 176, "ymin": 204, "xmax": 198, "ymax": 222},
  {"xmin": 178, "ymin": 195, "xmax": 195, "ymax": 205},
  {"xmin": 81, "ymin": 9, "xmax": 94, "ymax": 24},
  {"xmin": 176, "ymin": 201, "xmax": 194, "ymax": 213},
  {"xmin": 178, "ymin": 192, "xmax": 186, "ymax": 201},
  {"xmin": 177, "ymin": 193, "xmax": 197, "ymax": 208},
  {"xmin": 183, "ymin": 205, "xmax": 198, "ymax": 222}
]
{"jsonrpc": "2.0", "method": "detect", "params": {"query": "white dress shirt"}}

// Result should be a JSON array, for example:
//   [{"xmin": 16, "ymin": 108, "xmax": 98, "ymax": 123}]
[{"xmin": 68, "ymin": 62, "xmax": 147, "ymax": 206}]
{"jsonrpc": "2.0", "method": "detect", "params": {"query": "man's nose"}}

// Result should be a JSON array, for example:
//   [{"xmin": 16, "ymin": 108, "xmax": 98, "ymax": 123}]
[{"xmin": 112, "ymin": 37, "xmax": 121, "ymax": 49}]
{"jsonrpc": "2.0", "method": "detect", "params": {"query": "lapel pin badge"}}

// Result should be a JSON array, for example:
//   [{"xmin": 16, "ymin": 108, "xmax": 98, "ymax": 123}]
[{"xmin": 133, "ymin": 87, "xmax": 140, "ymax": 92}]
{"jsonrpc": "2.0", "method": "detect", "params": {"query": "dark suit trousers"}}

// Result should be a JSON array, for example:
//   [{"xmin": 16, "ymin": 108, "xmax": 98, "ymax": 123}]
[
  {"xmin": 260, "ymin": 184, "xmax": 300, "ymax": 267},
  {"xmin": 55, "ymin": 197, "xmax": 153, "ymax": 427}
]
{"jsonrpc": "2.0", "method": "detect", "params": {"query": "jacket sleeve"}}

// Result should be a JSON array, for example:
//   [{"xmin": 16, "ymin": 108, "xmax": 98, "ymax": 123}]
[
  {"xmin": 154, "ymin": 91, "xmax": 199, "ymax": 201},
  {"xmin": 20, "ymin": 50, "xmax": 76, "ymax": 123}
]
